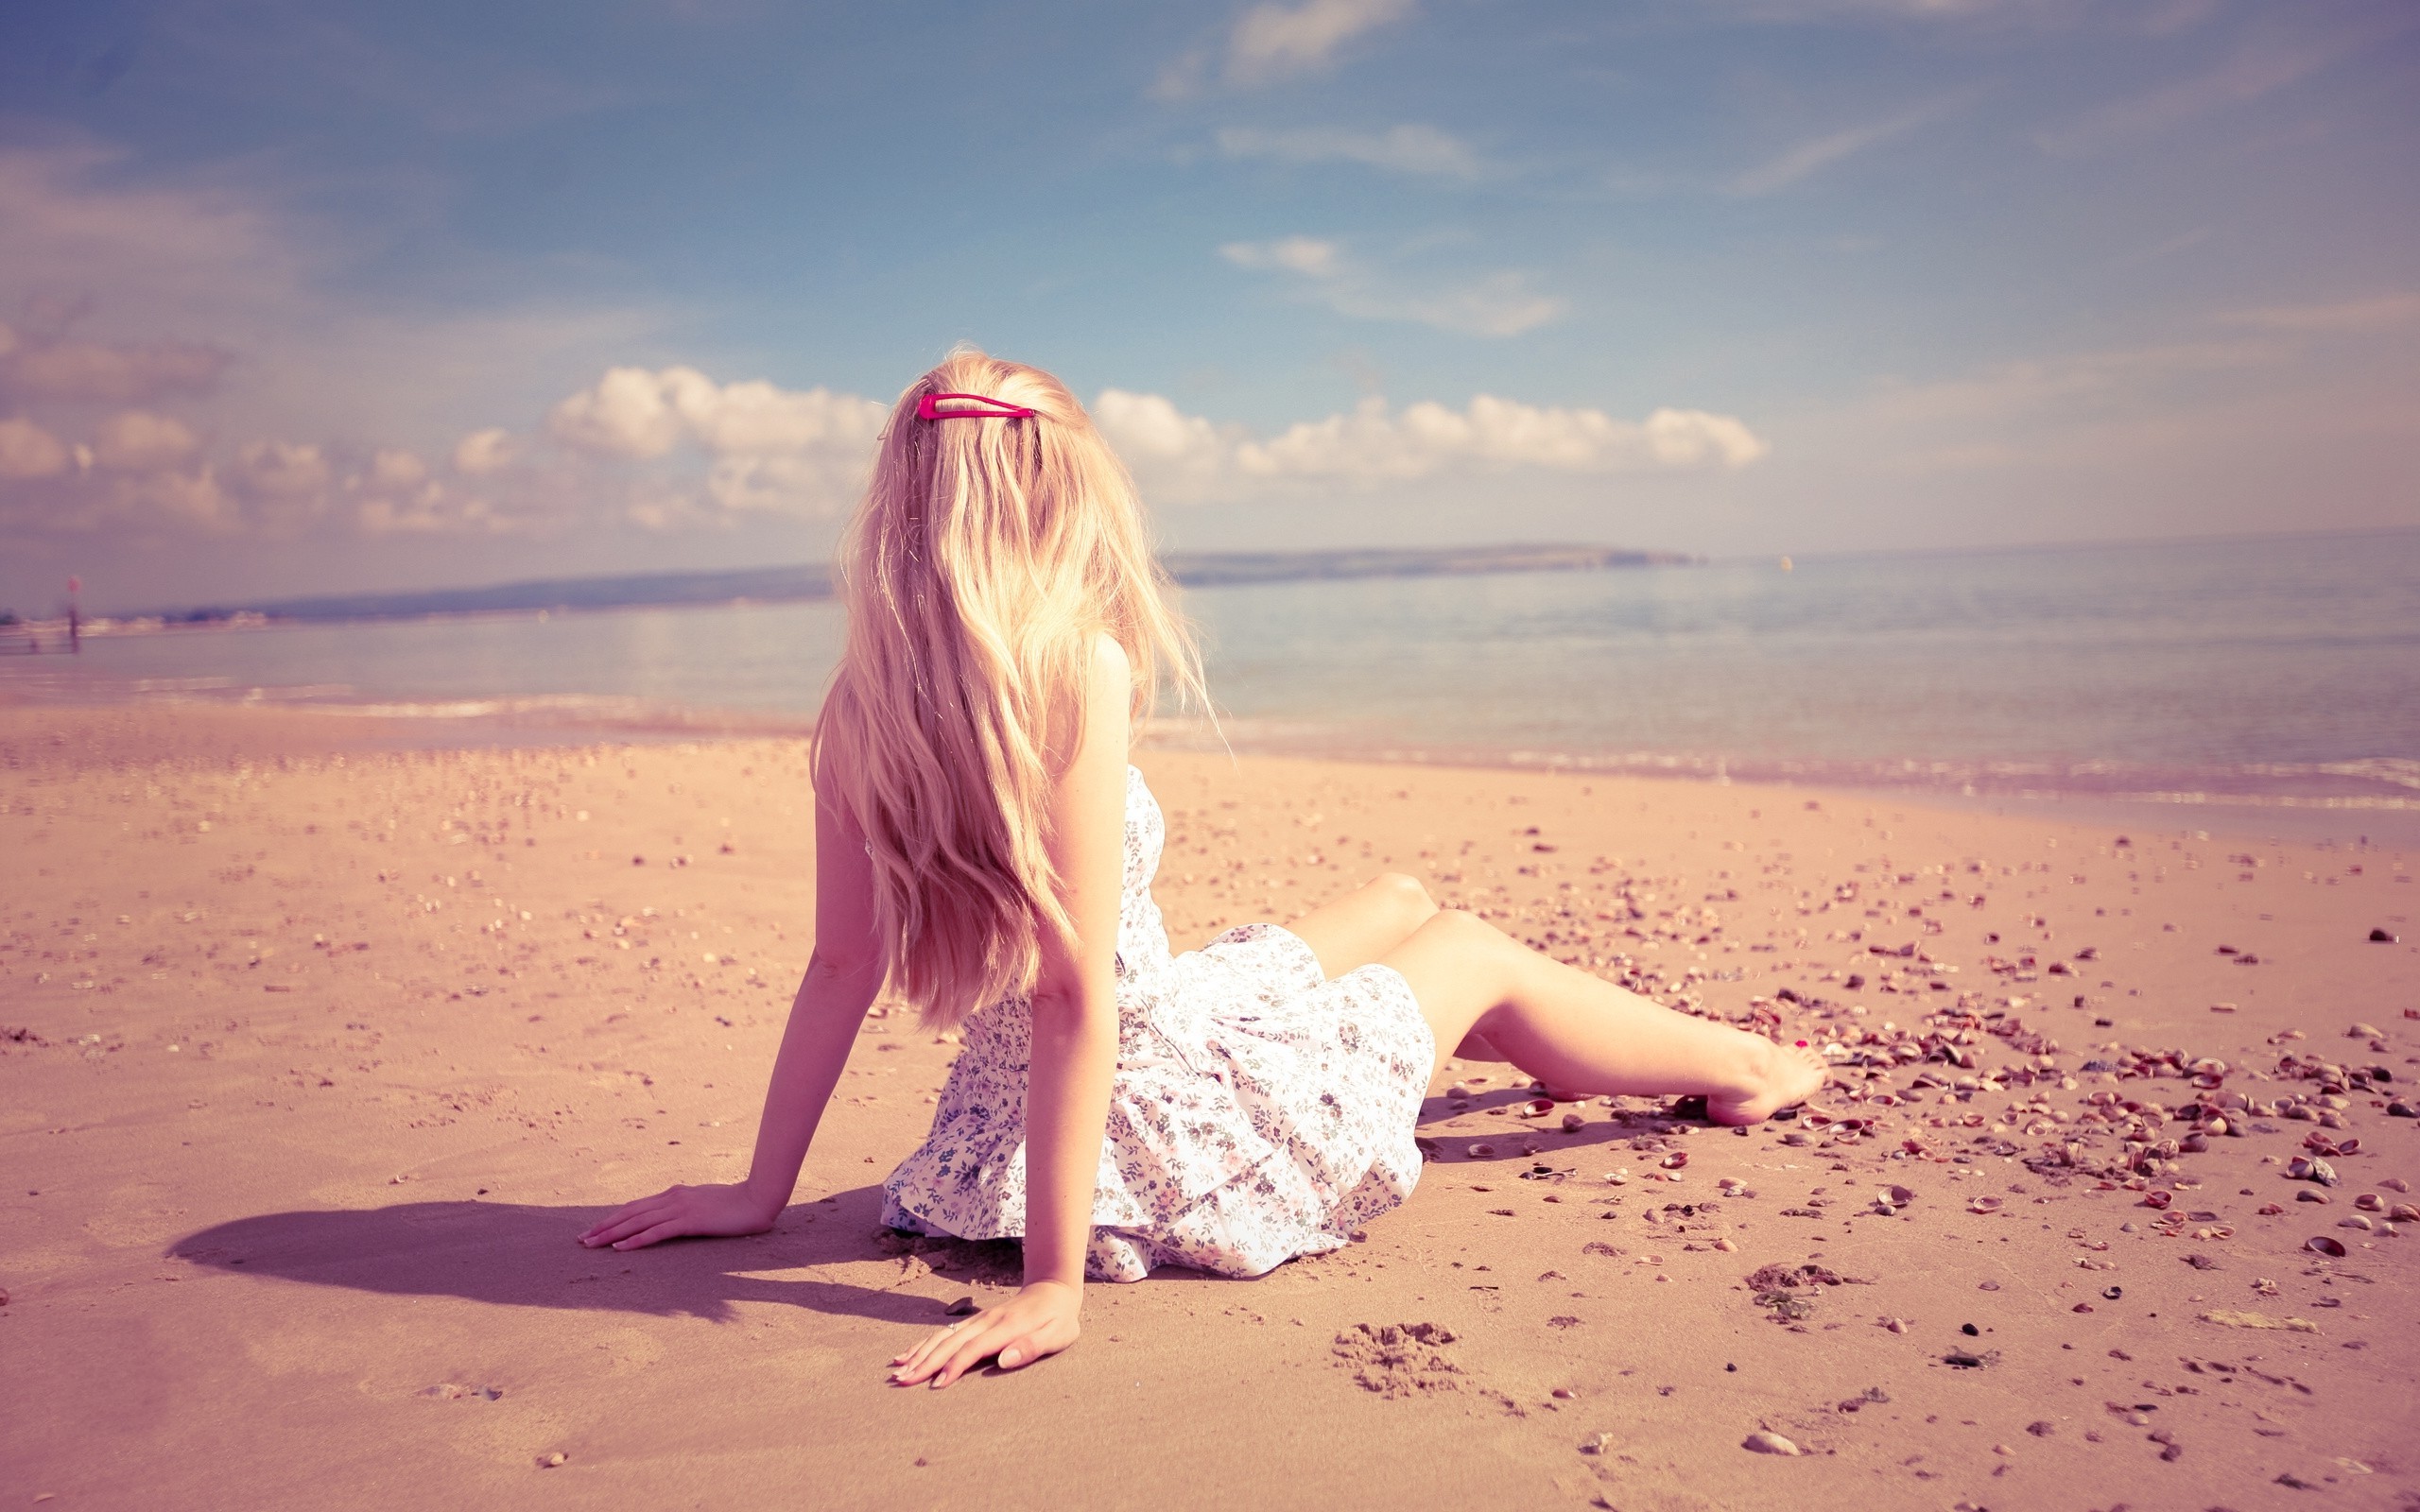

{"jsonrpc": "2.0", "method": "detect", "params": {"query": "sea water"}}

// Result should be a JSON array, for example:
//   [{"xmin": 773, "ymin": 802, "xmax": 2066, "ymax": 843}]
[{"xmin": 9, "ymin": 529, "xmax": 2416, "ymax": 820}]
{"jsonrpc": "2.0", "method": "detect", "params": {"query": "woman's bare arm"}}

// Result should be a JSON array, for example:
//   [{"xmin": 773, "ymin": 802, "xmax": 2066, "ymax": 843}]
[
  {"xmin": 579, "ymin": 751, "xmax": 885, "ymax": 1250},
  {"xmin": 890, "ymin": 636, "xmax": 1129, "ymax": 1387}
]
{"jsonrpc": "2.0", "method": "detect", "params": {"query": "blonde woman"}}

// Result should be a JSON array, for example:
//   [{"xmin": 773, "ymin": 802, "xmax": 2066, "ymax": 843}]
[{"xmin": 578, "ymin": 351, "xmax": 1824, "ymax": 1388}]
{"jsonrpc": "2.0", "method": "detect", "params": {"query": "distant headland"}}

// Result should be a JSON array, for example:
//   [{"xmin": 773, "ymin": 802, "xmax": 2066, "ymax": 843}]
[{"xmin": 104, "ymin": 543, "xmax": 1699, "ymax": 633}]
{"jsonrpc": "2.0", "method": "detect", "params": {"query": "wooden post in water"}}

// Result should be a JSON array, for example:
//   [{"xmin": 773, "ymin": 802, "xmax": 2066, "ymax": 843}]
[{"xmin": 67, "ymin": 576, "xmax": 80, "ymax": 654}]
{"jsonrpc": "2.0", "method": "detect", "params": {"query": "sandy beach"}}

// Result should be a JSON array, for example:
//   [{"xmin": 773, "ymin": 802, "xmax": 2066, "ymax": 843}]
[{"xmin": 3, "ymin": 700, "xmax": 2414, "ymax": 1511}]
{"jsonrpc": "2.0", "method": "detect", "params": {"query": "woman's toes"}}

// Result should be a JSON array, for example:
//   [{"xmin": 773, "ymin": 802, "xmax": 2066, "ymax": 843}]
[{"xmin": 1708, "ymin": 1039, "xmax": 1828, "ymax": 1125}]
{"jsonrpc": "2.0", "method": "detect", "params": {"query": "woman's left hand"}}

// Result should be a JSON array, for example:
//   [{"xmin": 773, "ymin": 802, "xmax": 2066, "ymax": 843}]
[{"xmin": 889, "ymin": 1280, "xmax": 1081, "ymax": 1389}]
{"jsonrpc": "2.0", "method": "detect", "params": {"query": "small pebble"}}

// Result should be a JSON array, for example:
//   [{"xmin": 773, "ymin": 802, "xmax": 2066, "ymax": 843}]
[
  {"xmin": 537, "ymin": 1452, "xmax": 567, "ymax": 1469},
  {"xmin": 1742, "ymin": 1430, "xmax": 1804, "ymax": 1456},
  {"xmin": 1562, "ymin": 1113, "xmax": 1586, "ymax": 1133},
  {"xmin": 1712, "ymin": 1237, "xmax": 1737, "ymax": 1252}
]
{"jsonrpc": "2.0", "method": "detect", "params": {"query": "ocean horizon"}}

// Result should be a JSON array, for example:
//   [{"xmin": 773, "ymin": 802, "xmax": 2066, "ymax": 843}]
[{"xmin": 8, "ymin": 526, "xmax": 2417, "ymax": 836}]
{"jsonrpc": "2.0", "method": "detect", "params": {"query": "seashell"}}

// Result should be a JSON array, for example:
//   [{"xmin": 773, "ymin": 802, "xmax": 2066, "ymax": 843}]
[
  {"xmin": 1742, "ymin": 1430, "xmax": 1804, "ymax": 1456},
  {"xmin": 2355, "ymin": 1193, "xmax": 2384, "ymax": 1212},
  {"xmin": 537, "ymin": 1452, "xmax": 568, "ymax": 1469},
  {"xmin": 2382, "ymin": 1177, "xmax": 2411, "ymax": 1194},
  {"xmin": 2340, "ymin": 1216, "xmax": 2375, "ymax": 1231},
  {"xmin": 1968, "ymin": 1195, "xmax": 2003, "ymax": 1214},
  {"xmin": 1466, "ymin": 1142, "xmax": 1498, "ymax": 1158},
  {"xmin": 1661, "ymin": 1152, "xmax": 1689, "ymax": 1169},
  {"xmin": 2389, "ymin": 1204, "xmax": 2420, "ymax": 1223},
  {"xmin": 2347, "ymin": 1022, "xmax": 2384, "ymax": 1039},
  {"xmin": 2305, "ymin": 1235, "xmax": 2348, "ymax": 1257}
]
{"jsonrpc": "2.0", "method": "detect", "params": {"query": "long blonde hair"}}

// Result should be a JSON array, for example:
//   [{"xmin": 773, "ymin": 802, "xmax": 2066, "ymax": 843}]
[{"xmin": 814, "ymin": 349, "xmax": 1208, "ymax": 1029}]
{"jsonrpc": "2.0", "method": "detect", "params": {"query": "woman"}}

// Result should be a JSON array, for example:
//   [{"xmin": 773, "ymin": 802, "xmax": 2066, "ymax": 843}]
[{"xmin": 578, "ymin": 350, "xmax": 1824, "ymax": 1389}]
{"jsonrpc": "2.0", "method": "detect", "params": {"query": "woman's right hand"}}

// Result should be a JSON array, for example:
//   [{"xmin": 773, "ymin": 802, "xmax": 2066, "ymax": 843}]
[{"xmin": 577, "ymin": 1181, "xmax": 781, "ymax": 1250}]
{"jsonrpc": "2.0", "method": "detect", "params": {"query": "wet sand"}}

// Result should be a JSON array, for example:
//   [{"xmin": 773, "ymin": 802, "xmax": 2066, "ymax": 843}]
[{"xmin": 2, "ymin": 702, "xmax": 2414, "ymax": 1510}]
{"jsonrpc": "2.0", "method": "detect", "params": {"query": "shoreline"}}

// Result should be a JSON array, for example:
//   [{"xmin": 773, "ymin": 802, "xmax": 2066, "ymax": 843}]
[{"xmin": 7, "ymin": 686, "xmax": 2412, "ymax": 848}]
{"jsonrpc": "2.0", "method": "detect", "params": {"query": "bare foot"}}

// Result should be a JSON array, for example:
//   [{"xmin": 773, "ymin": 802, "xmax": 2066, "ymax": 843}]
[{"xmin": 1707, "ymin": 1039, "xmax": 1828, "ymax": 1125}]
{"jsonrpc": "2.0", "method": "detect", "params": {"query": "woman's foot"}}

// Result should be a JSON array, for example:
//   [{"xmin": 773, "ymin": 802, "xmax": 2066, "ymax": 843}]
[{"xmin": 1706, "ymin": 1039, "xmax": 1828, "ymax": 1125}]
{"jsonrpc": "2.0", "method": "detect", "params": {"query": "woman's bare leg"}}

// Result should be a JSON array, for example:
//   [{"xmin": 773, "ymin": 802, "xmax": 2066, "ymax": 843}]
[
  {"xmin": 1380, "ymin": 910, "xmax": 1824, "ymax": 1125},
  {"xmin": 1280, "ymin": 875, "xmax": 1505, "ymax": 1063},
  {"xmin": 1281, "ymin": 872, "xmax": 1437, "ymax": 979}
]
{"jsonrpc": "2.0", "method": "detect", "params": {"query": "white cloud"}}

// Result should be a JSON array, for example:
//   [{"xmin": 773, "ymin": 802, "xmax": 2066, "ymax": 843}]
[
  {"xmin": 1383, "ymin": 273, "xmax": 1566, "ymax": 339},
  {"xmin": 229, "ymin": 440, "xmax": 332, "ymax": 501},
  {"xmin": 0, "ymin": 416, "xmax": 70, "ymax": 479},
  {"xmin": 1096, "ymin": 389, "xmax": 1766, "ymax": 501},
  {"xmin": 1219, "ymin": 236, "xmax": 1344, "ymax": 278},
  {"xmin": 0, "ymin": 321, "xmax": 231, "ymax": 404},
  {"xmin": 354, "ymin": 485, "xmax": 508, "ymax": 537},
  {"xmin": 1215, "ymin": 124, "xmax": 1483, "ymax": 180},
  {"xmin": 367, "ymin": 448, "xmax": 428, "ymax": 490},
  {"xmin": 545, "ymin": 365, "xmax": 890, "ymax": 517},
  {"xmin": 1219, "ymin": 237, "xmax": 1565, "ymax": 336},
  {"xmin": 2034, "ymin": 22, "xmax": 2393, "ymax": 156},
  {"xmin": 451, "ymin": 426, "xmax": 516, "ymax": 474},
  {"xmin": 1159, "ymin": 0, "xmax": 1414, "ymax": 96},
  {"xmin": 1729, "ymin": 101, "xmax": 1946, "ymax": 195},
  {"xmin": 2216, "ymin": 293, "xmax": 2420, "ymax": 335},
  {"xmin": 1228, "ymin": 0, "xmax": 1414, "ymax": 83},
  {"xmin": 92, "ymin": 410, "xmax": 202, "ymax": 472}
]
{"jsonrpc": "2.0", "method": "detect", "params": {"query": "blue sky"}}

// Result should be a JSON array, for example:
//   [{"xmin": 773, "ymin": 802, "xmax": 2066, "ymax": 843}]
[{"xmin": 1, "ymin": 0, "xmax": 2415, "ymax": 612}]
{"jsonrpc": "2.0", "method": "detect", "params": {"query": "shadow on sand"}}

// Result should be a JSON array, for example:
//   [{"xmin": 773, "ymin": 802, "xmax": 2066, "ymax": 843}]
[{"xmin": 165, "ymin": 1184, "xmax": 1012, "ymax": 1325}]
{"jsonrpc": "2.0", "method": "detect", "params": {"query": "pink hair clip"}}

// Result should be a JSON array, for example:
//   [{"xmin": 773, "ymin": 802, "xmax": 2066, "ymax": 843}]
[{"xmin": 917, "ymin": 391, "xmax": 1036, "ymax": 421}]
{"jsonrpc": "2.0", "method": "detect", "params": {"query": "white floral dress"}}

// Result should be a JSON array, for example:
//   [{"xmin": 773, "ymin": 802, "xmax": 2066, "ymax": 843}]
[{"xmin": 880, "ymin": 765, "xmax": 1437, "ymax": 1281}]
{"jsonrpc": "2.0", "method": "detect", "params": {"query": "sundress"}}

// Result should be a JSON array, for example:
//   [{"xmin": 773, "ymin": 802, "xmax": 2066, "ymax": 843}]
[{"xmin": 879, "ymin": 765, "xmax": 1437, "ymax": 1281}]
